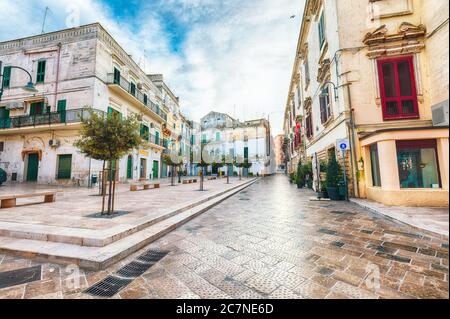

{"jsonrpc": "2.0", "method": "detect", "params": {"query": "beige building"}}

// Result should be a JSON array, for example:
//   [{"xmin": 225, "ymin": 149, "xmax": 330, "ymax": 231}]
[
  {"xmin": 284, "ymin": 0, "xmax": 448, "ymax": 206},
  {"xmin": 274, "ymin": 134, "xmax": 286, "ymax": 171},
  {"xmin": 0, "ymin": 23, "xmax": 188, "ymax": 186}
]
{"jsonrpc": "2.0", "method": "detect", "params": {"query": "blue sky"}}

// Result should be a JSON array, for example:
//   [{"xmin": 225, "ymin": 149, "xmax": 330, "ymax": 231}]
[{"xmin": 0, "ymin": 0, "xmax": 304, "ymax": 134}]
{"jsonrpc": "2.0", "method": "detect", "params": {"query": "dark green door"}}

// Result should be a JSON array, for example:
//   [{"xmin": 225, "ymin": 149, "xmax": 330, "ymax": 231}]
[
  {"xmin": 152, "ymin": 161, "xmax": 159, "ymax": 179},
  {"xmin": 30, "ymin": 102, "xmax": 44, "ymax": 115},
  {"xmin": 27, "ymin": 153, "xmax": 39, "ymax": 181},
  {"xmin": 57, "ymin": 155, "xmax": 72, "ymax": 179},
  {"xmin": 127, "ymin": 155, "xmax": 133, "ymax": 179},
  {"xmin": 57, "ymin": 100, "xmax": 66, "ymax": 123}
]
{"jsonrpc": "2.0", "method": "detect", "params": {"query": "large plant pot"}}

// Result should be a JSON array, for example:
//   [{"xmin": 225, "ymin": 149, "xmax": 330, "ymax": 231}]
[{"xmin": 327, "ymin": 187, "xmax": 340, "ymax": 201}]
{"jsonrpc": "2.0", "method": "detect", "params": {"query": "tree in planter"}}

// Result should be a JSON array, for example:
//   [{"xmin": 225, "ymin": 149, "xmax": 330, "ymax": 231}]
[
  {"xmin": 242, "ymin": 159, "xmax": 253, "ymax": 178},
  {"xmin": 233, "ymin": 156, "xmax": 244, "ymax": 181},
  {"xmin": 162, "ymin": 153, "xmax": 184, "ymax": 186},
  {"xmin": 295, "ymin": 162, "xmax": 304, "ymax": 188},
  {"xmin": 195, "ymin": 143, "xmax": 210, "ymax": 191},
  {"xmin": 325, "ymin": 155, "xmax": 342, "ymax": 200},
  {"xmin": 75, "ymin": 109, "xmax": 143, "ymax": 215}
]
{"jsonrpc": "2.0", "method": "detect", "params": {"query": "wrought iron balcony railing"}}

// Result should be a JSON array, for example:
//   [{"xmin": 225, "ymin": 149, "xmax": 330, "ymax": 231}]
[
  {"xmin": 107, "ymin": 73, "xmax": 168, "ymax": 122},
  {"xmin": 0, "ymin": 108, "xmax": 104, "ymax": 129}
]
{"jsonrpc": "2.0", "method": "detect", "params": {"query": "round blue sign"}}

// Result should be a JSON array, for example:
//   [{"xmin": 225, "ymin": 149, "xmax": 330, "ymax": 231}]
[{"xmin": 340, "ymin": 143, "xmax": 347, "ymax": 150}]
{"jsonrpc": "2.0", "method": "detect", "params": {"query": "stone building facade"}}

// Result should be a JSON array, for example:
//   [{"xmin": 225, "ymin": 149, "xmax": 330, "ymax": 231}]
[
  {"xmin": 0, "ymin": 23, "xmax": 189, "ymax": 186},
  {"xmin": 284, "ymin": 0, "xmax": 448, "ymax": 206},
  {"xmin": 199, "ymin": 111, "xmax": 276, "ymax": 176}
]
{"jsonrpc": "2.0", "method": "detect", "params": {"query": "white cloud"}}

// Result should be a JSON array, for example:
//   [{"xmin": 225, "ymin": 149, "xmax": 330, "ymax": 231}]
[{"xmin": 0, "ymin": 0, "xmax": 304, "ymax": 134}]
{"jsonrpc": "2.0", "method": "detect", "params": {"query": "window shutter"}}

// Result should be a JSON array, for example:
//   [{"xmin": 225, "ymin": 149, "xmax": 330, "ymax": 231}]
[
  {"xmin": 2, "ymin": 66, "xmax": 11, "ymax": 88},
  {"xmin": 36, "ymin": 60, "xmax": 46, "ymax": 83}
]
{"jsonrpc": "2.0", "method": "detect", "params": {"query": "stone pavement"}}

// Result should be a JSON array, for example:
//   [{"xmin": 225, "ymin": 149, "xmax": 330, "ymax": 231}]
[
  {"xmin": 0, "ymin": 175, "xmax": 448, "ymax": 299},
  {"xmin": 351, "ymin": 198, "xmax": 449, "ymax": 237}
]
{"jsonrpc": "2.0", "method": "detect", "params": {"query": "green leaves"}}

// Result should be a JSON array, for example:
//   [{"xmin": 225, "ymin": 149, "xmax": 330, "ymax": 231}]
[{"xmin": 74, "ymin": 109, "xmax": 143, "ymax": 162}]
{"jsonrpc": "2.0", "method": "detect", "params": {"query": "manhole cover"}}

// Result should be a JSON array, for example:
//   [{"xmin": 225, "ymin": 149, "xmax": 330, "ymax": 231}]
[
  {"xmin": 86, "ymin": 211, "xmax": 131, "ymax": 219},
  {"xmin": 0, "ymin": 265, "xmax": 41, "ymax": 289}
]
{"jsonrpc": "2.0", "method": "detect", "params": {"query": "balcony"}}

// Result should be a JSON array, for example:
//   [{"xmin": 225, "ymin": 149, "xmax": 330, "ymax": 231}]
[
  {"xmin": 0, "ymin": 108, "xmax": 103, "ymax": 130},
  {"xmin": 107, "ymin": 73, "xmax": 167, "ymax": 122}
]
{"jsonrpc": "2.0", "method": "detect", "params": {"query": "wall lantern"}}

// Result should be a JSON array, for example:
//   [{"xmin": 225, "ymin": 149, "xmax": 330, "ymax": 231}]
[{"xmin": 357, "ymin": 158, "xmax": 364, "ymax": 171}]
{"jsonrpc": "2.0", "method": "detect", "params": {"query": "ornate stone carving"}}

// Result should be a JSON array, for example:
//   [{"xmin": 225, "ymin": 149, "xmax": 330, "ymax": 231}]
[
  {"xmin": 317, "ymin": 58, "xmax": 331, "ymax": 83},
  {"xmin": 363, "ymin": 22, "xmax": 426, "ymax": 58}
]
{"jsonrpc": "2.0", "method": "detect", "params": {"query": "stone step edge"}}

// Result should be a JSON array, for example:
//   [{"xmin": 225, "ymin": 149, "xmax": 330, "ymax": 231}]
[
  {"xmin": 0, "ymin": 179, "xmax": 258, "ymax": 271},
  {"xmin": 0, "ymin": 178, "xmax": 257, "ymax": 247}
]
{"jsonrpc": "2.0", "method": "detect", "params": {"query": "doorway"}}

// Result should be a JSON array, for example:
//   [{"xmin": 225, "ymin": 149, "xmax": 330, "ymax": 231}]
[
  {"xmin": 152, "ymin": 160, "xmax": 159, "ymax": 179},
  {"xmin": 26, "ymin": 153, "xmax": 39, "ymax": 181},
  {"xmin": 140, "ymin": 158, "xmax": 147, "ymax": 179}
]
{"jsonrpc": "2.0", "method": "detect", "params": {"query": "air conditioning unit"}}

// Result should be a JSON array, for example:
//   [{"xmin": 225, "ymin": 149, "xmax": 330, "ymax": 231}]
[
  {"xmin": 49, "ymin": 139, "xmax": 60, "ymax": 148},
  {"xmin": 432, "ymin": 101, "xmax": 449, "ymax": 127}
]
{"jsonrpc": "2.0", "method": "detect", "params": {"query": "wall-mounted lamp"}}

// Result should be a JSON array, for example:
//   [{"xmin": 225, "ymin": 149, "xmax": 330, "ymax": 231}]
[
  {"xmin": 320, "ymin": 81, "xmax": 339, "ymax": 102},
  {"xmin": 358, "ymin": 158, "xmax": 364, "ymax": 171}
]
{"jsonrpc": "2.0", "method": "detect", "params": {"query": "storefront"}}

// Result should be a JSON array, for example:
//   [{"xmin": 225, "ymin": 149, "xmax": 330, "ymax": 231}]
[{"xmin": 360, "ymin": 128, "xmax": 449, "ymax": 207}]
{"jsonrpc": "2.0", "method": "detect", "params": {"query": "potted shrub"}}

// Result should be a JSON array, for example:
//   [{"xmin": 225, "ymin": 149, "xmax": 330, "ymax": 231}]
[
  {"xmin": 325, "ymin": 155, "xmax": 342, "ymax": 201},
  {"xmin": 320, "ymin": 180, "xmax": 329, "ymax": 198},
  {"xmin": 296, "ymin": 162, "xmax": 304, "ymax": 188}
]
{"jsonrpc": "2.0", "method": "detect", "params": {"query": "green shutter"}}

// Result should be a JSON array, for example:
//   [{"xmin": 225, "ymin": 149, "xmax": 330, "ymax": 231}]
[
  {"xmin": 57, "ymin": 155, "xmax": 72, "ymax": 179},
  {"xmin": 127, "ymin": 155, "xmax": 133, "ymax": 179},
  {"xmin": 36, "ymin": 60, "xmax": 46, "ymax": 83},
  {"xmin": 57, "ymin": 100, "xmax": 67, "ymax": 122},
  {"xmin": 2, "ymin": 66, "xmax": 11, "ymax": 88},
  {"xmin": 30, "ymin": 102, "xmax": 44, "ymax": 115},
  {"xmin": 155, "ymin": 131, "xmax": 160, "ymax": 145},
  {"xmin": 244, "ymin": 147, "xmax": 249, "ymax": 159},
  {"xmin": 0, "ymin": 107, "xmax": 10, "ymax": 129},
  {"xmin": 216, "ymin": 132, "xmax": 220, "ymax": 141},
  {"xmin": 113, "ymin": 68, "xmax": 121, "ymax": 84}
]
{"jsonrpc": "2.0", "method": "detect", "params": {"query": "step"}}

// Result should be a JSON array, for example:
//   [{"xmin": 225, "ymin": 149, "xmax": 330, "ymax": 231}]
[
  {"xmin": 0, "ymin": 179, "xmax": 257, "ymax": 247},
  {"xmin": 0, "ymin": 178, "xmax": 258, "ymax": 270}
]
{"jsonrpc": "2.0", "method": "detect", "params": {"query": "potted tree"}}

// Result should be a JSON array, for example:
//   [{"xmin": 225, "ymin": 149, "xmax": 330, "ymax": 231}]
[
  {"xmin": 295, "ymin": 162, "xmax": 304, "ymax": 189},
  {"xmin": 325, "ymin": 155, "xmax": 342, "ymax": 201}
]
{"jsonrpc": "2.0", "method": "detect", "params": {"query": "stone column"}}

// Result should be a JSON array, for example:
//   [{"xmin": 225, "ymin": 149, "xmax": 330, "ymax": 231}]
[
  {"xmin": 437, "ymin": 137, "xmax": 449, "ymax": 190},
  {"xmin": 377, "ymin": 140, "xmax": 400, "ymax": 190}
]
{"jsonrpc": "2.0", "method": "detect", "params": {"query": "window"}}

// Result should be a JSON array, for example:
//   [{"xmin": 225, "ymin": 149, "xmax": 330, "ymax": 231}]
[
  {"xmin": 57, "ymin": 100, "xmax": 67, "ymax": 122},
  {"xmin": 319, "ymin": 86, "xmax": 332, "ymax": 124},
  {"xmin": 0, "ymin": 141, "xmax": 4, "ymax": 152},
  {"xmin": 318, "ymin": 12, "xmax": 326, "ymax": 49},
  {"xmin": 244, "ymin": 147, "xmax": 249, "ymax": 159},
  {"xmin": 216, "ymin": 132, "xmax": 221, "ymax": 142},
  {"xmin": 57, "ymin": 154, "xmax": 72, "ymax": 179},
  {"xmin": 370, "ymin": 144, "xmax": 381, "ymax": 187},
  {"xmin": 377, "ymin": 56, "xmax": 419, "ymax": 120},
  {"xmin": 140, "ymin": 124, "xmax": 149, "ymax": 141},
  {"xmin": 143, "ymin": 93, "xmax": 148, "ymax": 105},
  {"xmin": 0, "ymin": 107, "xmax": 10, "ymax": 129},
  {"xmin": 2, "ymin": 66, "xmax": 11, "ymax": 88},
  {"xmin": 305, "ymin": 113, "xmax": 313, "ymax": 139},
  {"xmin": 113, "ymin": 67, "xmax": 121, "ymax": 85},
  {"xmin": 202, "ymin": 134, "xmax": 207, "ymax": 143},
  {"xmin": 396, "ymin": 140, "xmax": 441, "ymax": 189},
  {"xmin": 130, "ymin": 82, "xmax": 136, "ymax": 96},
  {"xmin": 30, "ymin": 102, "xmax": 44, "ymax": 115},
  {"xmin": 107, "ymin": 106, "xmax": 121, "ymax": 119},
  {"xmin": 155, "ymin": 131, "xmax": 160, "ymax": 145},
  {"xmin": 36, "ymin": 60, "xmax": 46, "ymax": 83},
  {"xmin": 304, "ymin": 59, "xmax": 310, "ymax": 87}
]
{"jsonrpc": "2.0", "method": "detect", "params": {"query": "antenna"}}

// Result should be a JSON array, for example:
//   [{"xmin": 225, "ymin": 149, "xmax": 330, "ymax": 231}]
[{"xmin": 41, "ymin": 7, "xmax": 51, "ymax": 33}]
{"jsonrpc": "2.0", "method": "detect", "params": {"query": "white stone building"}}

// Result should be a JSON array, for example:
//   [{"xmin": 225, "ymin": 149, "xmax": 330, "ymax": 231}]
[
  {"xmin": 0, "ymin": 23, "xmax": 172, "ymax": 186},
  {"xmin": 199, "ymin": 112, "xmax": 276, "ymax": 176}
]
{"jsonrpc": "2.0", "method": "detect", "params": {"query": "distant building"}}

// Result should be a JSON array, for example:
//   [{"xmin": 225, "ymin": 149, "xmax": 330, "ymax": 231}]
[
  {"xmin": 274, "ymin": 134, "xmax": 286, "ymax": 172},
  {"xmin": 0, "ymin": 23, "xmax": 189, "ymax": 185},
  {"xmin": 283, "ymin": 0, "xmax": 448, "ymax": 207},
  {"xmin": 199, "ymin": 111, "xmax": 275, "ymax": 176}
]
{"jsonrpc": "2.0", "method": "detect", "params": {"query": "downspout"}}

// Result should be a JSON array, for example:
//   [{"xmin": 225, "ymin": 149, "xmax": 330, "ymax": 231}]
[
  {"xmin": 53, "ymin": 43, "xmax": 62, "ymax": 110},
  {"xmin": 345, "ymin": 84, "xmax": 360, "ymax": 198}
]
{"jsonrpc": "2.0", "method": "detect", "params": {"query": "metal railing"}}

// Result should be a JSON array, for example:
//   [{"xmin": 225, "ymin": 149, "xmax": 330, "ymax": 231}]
[
  {"xmin": 0, "ymin": 108, "xmax": 103, "ymax": 129},
  {"xmin": 107, "ymin": 73, "xmax": 168, "ymax": 122}
]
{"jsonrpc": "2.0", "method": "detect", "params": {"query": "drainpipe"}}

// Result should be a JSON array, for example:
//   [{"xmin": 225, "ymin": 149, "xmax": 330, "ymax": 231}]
[
  {"xmin": 53, "ymin": 43, "xmax": 62, "ymax": 110},
  {"xmin": 344, "ymin": 84, "xmax": 360, "ymax": 198}
]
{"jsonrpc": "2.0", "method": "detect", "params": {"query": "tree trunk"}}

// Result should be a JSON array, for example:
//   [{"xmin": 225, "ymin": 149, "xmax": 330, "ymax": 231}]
[
  {"xmin": 171, "ymin": 166, "xmax": 175, "ymax": 186},
  {"xmin": 101, "ymin": 161, "xmax": 106, "ymax": 215},
  {"xmin": 107, "ymin": 160, "xmax": 113, "ymax": 214}
]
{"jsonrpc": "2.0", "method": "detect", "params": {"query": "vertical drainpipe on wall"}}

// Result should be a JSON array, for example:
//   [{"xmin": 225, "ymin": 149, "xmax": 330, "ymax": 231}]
[
  {"xmin": 345, "ymin": 84, "xmax": 360, "ymax": 198},
  {"xmin": 53, "ymin": 43, "xmax": 62, "ymax": 110}
]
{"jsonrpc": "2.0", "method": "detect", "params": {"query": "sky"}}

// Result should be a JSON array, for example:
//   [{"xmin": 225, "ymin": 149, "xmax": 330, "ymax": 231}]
[{"xmin": 0, "ymin": 0, "xmax": 304, "ymax": 135}]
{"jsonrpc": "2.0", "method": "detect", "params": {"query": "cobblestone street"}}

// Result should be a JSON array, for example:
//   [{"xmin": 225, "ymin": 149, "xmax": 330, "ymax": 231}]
[{"xmin": 0, "ymin": 175, "xmax": 448, "ymax": 299}]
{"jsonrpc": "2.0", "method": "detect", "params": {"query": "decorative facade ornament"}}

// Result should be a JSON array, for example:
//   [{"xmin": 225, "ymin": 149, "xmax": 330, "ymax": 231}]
[
  {"xmin": 363, "ymin": 23, "xmax": 426, "ymax": 58},
  {"xmin": 317, "ymin": 58, "xmax": 331, "ymax": 83}
]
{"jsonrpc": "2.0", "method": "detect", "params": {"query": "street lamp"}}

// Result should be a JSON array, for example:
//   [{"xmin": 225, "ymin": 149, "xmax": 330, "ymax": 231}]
[{"xmin": 0, "ymin": 62, "xmax": 38, "ymax": 101}]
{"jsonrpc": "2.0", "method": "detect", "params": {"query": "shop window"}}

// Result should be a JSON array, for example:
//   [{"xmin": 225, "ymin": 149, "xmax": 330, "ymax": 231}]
[
  {"xmin": 370, "ymin": 144, "xmax": 382, "ymax": 187},
  {"xmin": 377, "ymin": 56, "xmax": 419, "ymax": 120},
  {"xmin": 396, "ymin": 140, "xmax": 440, "ymax": 189}
]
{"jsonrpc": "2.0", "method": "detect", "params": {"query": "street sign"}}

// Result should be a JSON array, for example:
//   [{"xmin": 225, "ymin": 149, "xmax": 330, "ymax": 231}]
[{"xmin": 337, "ymin": 138, "xmax": 350, "ymax": 151}]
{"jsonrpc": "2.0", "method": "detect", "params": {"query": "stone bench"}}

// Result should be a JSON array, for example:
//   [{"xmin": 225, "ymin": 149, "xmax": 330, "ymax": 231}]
[
  {"xmin": 130, "ymin": 182, "xmax": 160, "ymax": 192},
  {"xmin": 0, "ymin": 191, "xmax": 57, "ymax": 209},
  {"xmin": 182, "ymin": 179, "xmax": 198, "ymax": 184}
]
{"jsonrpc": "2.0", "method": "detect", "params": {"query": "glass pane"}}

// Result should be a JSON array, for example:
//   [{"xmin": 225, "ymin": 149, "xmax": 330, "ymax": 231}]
[
  {"xmin": 397, "ymin": 147, "xmax": 440, "ymax": 189},
  {"xmin": 397, "ymin": 61, "xmax": 413, "ymax": 96},
  {"xmin": 370, "ymin": 144, "xmax": 381, "ymax": 187},
  {"xmin": 386, "ymin": 101, "xmax": 399, "ymax": 116},
  {"xmin": 382, "ymin": 62, "xmax": 396, "ymax": 97},
  {"xmin": 402, "ymin": 100, "xmax": 415, "ymax": 114}
]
